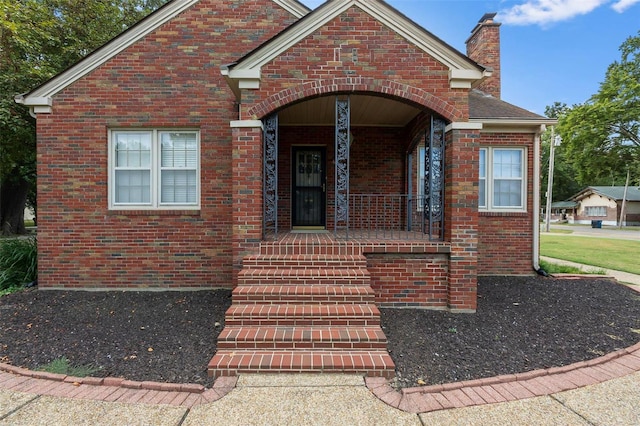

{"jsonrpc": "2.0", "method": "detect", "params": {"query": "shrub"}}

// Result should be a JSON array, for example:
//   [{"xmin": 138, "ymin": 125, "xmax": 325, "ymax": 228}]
[{"xmin": 0, "ymin": 237, "xmax": 37, "ymax": 291}]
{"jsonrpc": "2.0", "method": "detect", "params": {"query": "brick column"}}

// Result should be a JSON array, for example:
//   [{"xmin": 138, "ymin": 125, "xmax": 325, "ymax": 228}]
[
  {"xmin": 231, "ymin": 120, "xmax": 264, "ymax": 285},
  {"xmin": 445, "ymin": 125, "xmax": 481, "ymax": 312}
]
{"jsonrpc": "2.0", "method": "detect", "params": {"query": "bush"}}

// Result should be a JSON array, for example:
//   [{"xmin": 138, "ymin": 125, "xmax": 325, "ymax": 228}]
[{"xmin": 0, "ymin": 237, "xmax": 37, "ymax": 290}]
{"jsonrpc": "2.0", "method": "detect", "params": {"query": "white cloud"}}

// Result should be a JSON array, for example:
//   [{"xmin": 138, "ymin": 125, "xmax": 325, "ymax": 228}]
[
  {"xmin": 498, "ymin": 0, "xmax": 608, "ymax": 25},
  {"xmin": 611, "ymin": 0, "xmax": 640, "ymax": 12}
]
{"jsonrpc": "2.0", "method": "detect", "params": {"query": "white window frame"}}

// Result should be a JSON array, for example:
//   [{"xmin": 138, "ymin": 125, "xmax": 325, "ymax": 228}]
[
  {"xmin": 585, "ymin": 206, "xmax": 607, "ymax": 217},
  {"xmin": 479, "ymin": 147, "xmax": 526, "ymax": 212},
  {"xmin": 108, "ymin": 129, "xmax": 200, "ymax": 210}
]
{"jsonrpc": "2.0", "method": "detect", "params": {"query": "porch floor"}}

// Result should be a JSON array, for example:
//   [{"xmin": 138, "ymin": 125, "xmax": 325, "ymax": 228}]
[{"xmin": 262, "ymin": 229, "xmax": 451, "ymax": 254}]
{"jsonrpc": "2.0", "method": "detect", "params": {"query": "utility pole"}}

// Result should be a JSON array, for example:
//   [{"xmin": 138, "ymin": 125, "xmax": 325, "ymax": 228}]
[
  {"xmin": 619, "ymin": 169, "xmax": 630, "ymax": 229},
  {"xmin": 544, "ymin": 127, "xmax": 557, "ymax": 233}
]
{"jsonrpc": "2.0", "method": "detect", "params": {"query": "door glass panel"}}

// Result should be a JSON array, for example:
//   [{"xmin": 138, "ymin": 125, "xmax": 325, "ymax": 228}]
[{"xmin": 293, "ymin": 149, "xmax": 325, "ymax": 226}]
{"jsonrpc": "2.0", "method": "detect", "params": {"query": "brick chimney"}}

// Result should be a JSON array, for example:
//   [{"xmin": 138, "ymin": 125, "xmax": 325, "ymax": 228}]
[{"xmin": 466, "ymin": 13, "xmax": 501, "ymax": 99}]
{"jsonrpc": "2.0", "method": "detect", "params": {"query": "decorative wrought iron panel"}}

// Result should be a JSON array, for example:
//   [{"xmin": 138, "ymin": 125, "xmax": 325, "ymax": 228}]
[
  {"xmin": 263, "ymin": 114, "xmax": 278, "ymax": 238},
  {"xmin": 424, "ymin": 116, "xmax": 446, "ymax": 241},
  {"xmin": 334, "ymin": 97, "xmax": 350, "ymax": 234}
]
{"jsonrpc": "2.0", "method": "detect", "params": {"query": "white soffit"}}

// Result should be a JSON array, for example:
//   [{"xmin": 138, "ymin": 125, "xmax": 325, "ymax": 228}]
[{"xmin": 229, "ymin": 0, "xmax": 482, "ymax": 79}]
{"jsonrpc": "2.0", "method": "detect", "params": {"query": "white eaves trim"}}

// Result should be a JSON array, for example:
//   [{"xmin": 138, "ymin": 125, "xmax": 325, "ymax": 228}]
[
  {"xmin": 230, "ymin": 120, "xmax": 264, "ymax": 129},
  {"xmin": 15, "ymin": 0, "xmax": 200, "ymax": 110},
  {"xmin": 273, "ymin": 0, "xmax": 310, "ymax": 17},
  {"xmin": 15, "ymin": 0, "xmax": 309, "ymax": 113},
  {"xmin": 470, "ymin": 118, "xmax": 556, "ymax": 133},
  {"xmin": 227, "ymin": 0, "xmax": 484, "ymax": 88},
  {"xmin": 446, "ymin": 122, "xmax": 483, "ymax": 132}
]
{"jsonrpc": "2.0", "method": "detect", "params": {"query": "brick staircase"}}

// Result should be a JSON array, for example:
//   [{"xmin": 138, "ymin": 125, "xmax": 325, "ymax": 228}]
[{"xmin": 208, "ymin": 238, "xmax": 395, "ymax": 378}]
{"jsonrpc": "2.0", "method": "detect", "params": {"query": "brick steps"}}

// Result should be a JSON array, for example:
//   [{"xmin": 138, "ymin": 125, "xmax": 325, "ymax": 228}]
[
  {"xmin": 232, "ymin": 285, "xmax": 375, "ymax": 304},
  {"xmin": 217, "ymin": 326, "xmax": 388, "ymax": 349},
  {"xmin": 242, "ymin": 254, "xmax": 368, "ymax": 268},
  {"xmin": 238, "ymin": 268, "xmax": 370, "ymax": 286},
  {"xmin": 208, "ymin": 241, "xmax": 395, "ymax": 378},
  {"xmin": 224, "ymin": 304, "xmax": 381, "ymax": 327},
  {"xmin": 209, "ymin": 350, "xmax": 394, "ymax": 377}
]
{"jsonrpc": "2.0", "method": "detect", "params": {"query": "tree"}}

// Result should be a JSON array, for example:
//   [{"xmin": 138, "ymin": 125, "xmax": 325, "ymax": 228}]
[
  {"xmin": 540, "ymin": 103, "xmax": 581, "ymax": 205},
  {"xmin": 558, "ymin": 31, "xmax": 640, "ymax": 188},
  {"xmin": 0, "ymin": 0, "xmax": 168, "ymax": 235}
]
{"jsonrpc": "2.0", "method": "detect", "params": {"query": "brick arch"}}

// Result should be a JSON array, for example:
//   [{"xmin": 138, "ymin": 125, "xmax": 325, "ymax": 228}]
[{"xmin": 247, "ymin": 77, "xmax": 463, "ymax": 121}]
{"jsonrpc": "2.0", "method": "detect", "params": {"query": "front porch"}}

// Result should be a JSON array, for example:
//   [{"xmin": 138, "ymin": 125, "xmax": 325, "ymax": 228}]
[
  {"xmin": 221, "ymin": 91, "xmax": 480, "ymax": 377},
  {"xmin": 262, "ymin": 95, "xmax": 447, "ymax": 242},
  {"xmin": 261, "ymin": 231, "xmax": 452, "ymax": 307},
  {"xmin": 208, "ymin": 231, "xmax": 453, "ymax": 378}
]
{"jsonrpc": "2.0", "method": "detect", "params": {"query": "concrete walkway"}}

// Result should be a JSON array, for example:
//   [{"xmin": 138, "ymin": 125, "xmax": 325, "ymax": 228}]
[
  {"xmin": 2, "ymin": 339, "xmax": 640, "ymax": 425},
  {"xmin": 541, "ymin": 256, "xmax": 640, "ymax": 286}
]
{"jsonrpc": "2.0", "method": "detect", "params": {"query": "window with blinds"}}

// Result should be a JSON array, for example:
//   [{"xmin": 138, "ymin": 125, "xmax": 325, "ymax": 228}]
[{"xmin": 109, "ymin": 130, "xmax": 200, "ymax": 209}]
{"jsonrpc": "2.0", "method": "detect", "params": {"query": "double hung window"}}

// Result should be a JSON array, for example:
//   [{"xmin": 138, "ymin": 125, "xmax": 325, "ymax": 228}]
[
  {"xmin": 585, "ymin": 206, "xmax": 606, "ymax": 217},
  {"xmin": 109, "ymin": 130, "xmax": 199, "ymax": 209},
  {"xmin": 479, "ymin": 148, "xmax": 526, "ymax": 211}
]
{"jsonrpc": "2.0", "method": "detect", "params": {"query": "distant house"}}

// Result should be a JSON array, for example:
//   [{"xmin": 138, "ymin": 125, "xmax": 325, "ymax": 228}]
[
  {"xmin": 571, "ymin": 186, "xmax": 640, "ymax": 226},
  {"xmin": 549, "ymin": 200, "xmax": 578, "ymax": 223}
]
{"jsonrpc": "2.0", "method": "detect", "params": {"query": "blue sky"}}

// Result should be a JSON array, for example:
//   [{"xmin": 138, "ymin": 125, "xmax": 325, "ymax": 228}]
[{"xmin": 299, "ymin": 0, "xmax": 640, "ymax": 116}]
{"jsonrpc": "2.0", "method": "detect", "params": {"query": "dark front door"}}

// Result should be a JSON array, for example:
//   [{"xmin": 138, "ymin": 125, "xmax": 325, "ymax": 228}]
[{"xmin": 292, "ymin": 147, "xmax": 326, "ymax": 227}]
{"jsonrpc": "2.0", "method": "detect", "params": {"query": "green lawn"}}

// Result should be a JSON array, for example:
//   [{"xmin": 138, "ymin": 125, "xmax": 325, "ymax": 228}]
[{"xmin": 541, "ymin": 234, "xmax": 640, "ymax": 275}]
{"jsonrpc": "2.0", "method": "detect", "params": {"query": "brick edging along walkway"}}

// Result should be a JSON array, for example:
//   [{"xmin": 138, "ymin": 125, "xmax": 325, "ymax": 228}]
[
  {"xmin": 366, "ymin": 341, "xmax": 640, "ymax": 414},
  {"xmin": 1, "ymin": 341, "xmax": 640, "ymax": 412},
  {"xmin": 0, "ymin": 363, "xmax": 237, "ymax": 408}
]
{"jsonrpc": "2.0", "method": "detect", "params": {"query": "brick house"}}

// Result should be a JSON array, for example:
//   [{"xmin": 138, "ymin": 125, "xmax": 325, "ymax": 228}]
[{"xmin": 16, "ymin": 0, "xmax": 554, "ymax": 377}]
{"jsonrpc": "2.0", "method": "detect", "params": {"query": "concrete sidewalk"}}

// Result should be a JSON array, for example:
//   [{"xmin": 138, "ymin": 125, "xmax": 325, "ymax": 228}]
[
  {"xmin": 541, "ymin": 256, "xmax": 640, "ymax": 286},
  {"xmin": 2, "ymin": 341, "xmax": 640, "ymax": 425}
]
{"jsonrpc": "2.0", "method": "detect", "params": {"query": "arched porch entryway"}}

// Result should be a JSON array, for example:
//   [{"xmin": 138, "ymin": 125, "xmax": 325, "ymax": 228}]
[{"xmin": 262, "ymin": 93, "xmax": 447, "ymax": 241}]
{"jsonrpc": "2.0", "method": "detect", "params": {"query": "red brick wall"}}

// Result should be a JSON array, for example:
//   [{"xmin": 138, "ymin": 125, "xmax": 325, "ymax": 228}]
[
  {"xmin": 36, "ymin": 0, "xmax": 299, "ymax": 289},
  {"xmin": 246, "ymin": 6, "xmax": 468, "ymax": 122},
  {"xmin": 367, "ymin": 254, "xmax": 449, "ymax": 308},
  {"xmin": 444, "ymin": 129, "xmax": 479, "ymax": 311},
  {"xmin": 477, "ymin": 132, "xmax": 535, "ymax": 275}
]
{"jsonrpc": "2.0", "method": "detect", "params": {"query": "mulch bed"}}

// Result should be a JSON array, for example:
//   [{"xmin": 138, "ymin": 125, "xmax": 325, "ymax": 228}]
[
  {"xmin": 383, "ymin": 276, "xmax": 640, "ymax": 388},
  {"xmin": 1, "ymin": 276, "xmax": 639, "ymax": 389}
]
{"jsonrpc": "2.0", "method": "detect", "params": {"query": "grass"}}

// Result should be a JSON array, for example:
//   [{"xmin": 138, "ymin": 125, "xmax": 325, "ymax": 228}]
[
  {"xmin": 37, "ymin": 357, "xmax": 100, "ymax": 377},
  {"xmin": 0, "ymin": 286, "xmax": 22, "ymax": 298},
  {"xmin": 541, "ymin": 234, "xmax": 640, "ymax": 275},
  {"xmin": 548, "ymin": 228, "xmax": 573, "ymax": 234},
  {"xmin": 539, "ymin": 259, "xmax": 606, "ymax": 275}
]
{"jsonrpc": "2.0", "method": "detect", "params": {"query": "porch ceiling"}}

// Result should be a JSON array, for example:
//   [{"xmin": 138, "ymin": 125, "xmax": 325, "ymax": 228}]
[{"xmin": 278, "ymin": 94, "xmax": 422, "ymax": 127}]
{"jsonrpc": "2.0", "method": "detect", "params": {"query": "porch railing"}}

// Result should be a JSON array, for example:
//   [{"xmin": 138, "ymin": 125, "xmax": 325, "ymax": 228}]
[{"xmin": 340, "ymin": 193, "xmax": 443, "ymax": 241}]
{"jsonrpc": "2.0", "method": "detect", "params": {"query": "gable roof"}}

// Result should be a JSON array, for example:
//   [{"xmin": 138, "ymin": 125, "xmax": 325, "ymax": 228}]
[
  {"xmin": 15, "ymin": 0, "xmax": 310, "ymax": 114},
  {"xmin": 222, "ymin": 0, "xmax": 489, "ymax": 92},
  {"xmin": 572, "ymin": 186, "xmax": 640, "ymax": 202}
]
